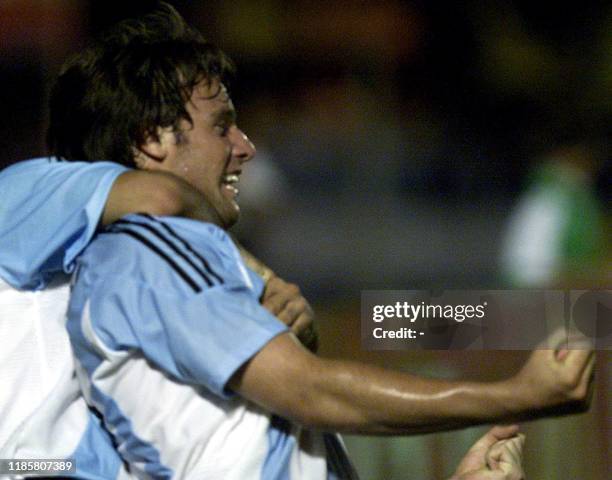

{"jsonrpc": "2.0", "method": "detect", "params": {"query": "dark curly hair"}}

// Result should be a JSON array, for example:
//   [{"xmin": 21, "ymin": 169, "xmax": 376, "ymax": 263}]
[{"xmin": 47, "ymin": 2, "xmax": 234, "ymax": 166}]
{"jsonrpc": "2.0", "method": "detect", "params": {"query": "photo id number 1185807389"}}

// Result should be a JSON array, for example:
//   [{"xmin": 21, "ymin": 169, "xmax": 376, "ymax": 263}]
[{"xmin": 0, "ymin": 459, "xmax": 76, "ymax": 476}]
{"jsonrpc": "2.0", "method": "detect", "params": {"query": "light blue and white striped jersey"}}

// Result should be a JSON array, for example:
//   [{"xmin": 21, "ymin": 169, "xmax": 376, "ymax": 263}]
[
  {"xmin": 0, "ymin": 158, "xmax": 134, "ymax": 479},
  {"xmin": 0, "ymin": 157, "xmax": 127, "ymax": 290},
  {"xmin": 0, "ymin": 278, "xmax": 135, "ymax": 480},
  {"xmin": 67, "ymin": 214, "xmax": 357, "ymax": 479}
]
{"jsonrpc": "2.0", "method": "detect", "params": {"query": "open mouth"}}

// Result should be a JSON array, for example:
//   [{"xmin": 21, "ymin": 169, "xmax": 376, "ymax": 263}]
[{"xmin": 221, "ymin": 173, "xmax": 240, "ymax": 198}]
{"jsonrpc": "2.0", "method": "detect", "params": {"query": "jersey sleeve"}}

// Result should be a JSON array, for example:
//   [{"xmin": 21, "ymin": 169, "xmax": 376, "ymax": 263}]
[
  {"xmin": 0, "ymin": 158, "xmax": 128, "ymax": 289},
  {"xmin": 85, "ymin": 281, "xmax": 286, "ymax": 397},
  {"xmin": 68, "ymin": 215, "xmax": 288, "ymax": 398}
]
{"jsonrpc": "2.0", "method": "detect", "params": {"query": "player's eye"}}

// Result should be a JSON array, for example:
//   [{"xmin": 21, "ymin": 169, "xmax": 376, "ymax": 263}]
[{"xmin": 215, "ymin": 124, "xmax": 230, "ymax": 136}]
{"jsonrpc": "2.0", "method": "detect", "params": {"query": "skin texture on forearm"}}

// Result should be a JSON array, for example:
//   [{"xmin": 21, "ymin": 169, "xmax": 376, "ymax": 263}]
[
  {"xmin": 230, "ymin": 333, "xmax": 522, "ymax": 435},
  {"xmin": 231, "ymin": 332, "xmax": 594, "ymax": 435},
  {"xmin": 301, "ymin": 361, "xmax": 516, "ymax": 435},
  {"xmin": 102, "ymin": 170, "xmax": 221, "ymax": 226},
  {"xmin": 315, "ymin": 365, "xmax": 516, "ymax": 435}
]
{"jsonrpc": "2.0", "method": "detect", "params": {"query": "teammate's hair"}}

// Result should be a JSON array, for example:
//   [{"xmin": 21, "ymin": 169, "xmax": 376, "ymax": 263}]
[{"xmin": 47, "ymin": 1, "xmax": 234, "ymax": 166}]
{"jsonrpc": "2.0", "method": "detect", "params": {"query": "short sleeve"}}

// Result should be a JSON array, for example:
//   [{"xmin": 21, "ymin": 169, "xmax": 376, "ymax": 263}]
[
  {"xmin": 68, "ymin": 215, "xmax": 288, "ymax": 398},
  {"xmin": 0, "ymin": 158, "xmax": 128, "ymax": 289},
  {"xmin": 84, "ymin": 281, "xmax": 287, "ymax": 397}
]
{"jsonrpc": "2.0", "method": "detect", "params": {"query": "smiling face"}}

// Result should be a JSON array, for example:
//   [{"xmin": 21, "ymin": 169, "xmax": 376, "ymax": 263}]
[{"xmin": 139, "ymin": 78, "xmax": 256, "ymax": 228}]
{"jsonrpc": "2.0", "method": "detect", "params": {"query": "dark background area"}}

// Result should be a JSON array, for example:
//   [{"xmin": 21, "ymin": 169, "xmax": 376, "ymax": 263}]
[{"xmin": 1, "ymin": 2, "xmax": 609, "ymax": 296}]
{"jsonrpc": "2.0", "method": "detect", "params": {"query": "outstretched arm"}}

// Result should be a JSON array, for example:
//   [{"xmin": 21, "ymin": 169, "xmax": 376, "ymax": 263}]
[{"xmin": 229, "ymin": 332, "xmax": 594, "ymax": 435}]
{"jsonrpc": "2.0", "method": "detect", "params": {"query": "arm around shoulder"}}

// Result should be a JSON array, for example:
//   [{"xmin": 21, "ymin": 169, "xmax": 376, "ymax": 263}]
[{"xmin": 102, "ymin": 170, "xmax": 221, "ymax": 225}]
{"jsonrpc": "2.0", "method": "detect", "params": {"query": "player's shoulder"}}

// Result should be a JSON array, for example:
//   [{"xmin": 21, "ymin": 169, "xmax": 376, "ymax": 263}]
[
  {"xmin": 0, "ymin": 157, "xmax": 128, "ymax": 201},
  {"xmin": 0, "ymin": 156, "xmax": 122, "ymax": 177},
  {"xmin": 0, "ymin": 158, "xmax": 55, "ymax": 185},
  {"xmin": 82, "ymin": 214, "xmax": 239, "ymax": 294},
  {"xmin": 0, "ymin": 156, "xmax": 58, "ymax": 174}
]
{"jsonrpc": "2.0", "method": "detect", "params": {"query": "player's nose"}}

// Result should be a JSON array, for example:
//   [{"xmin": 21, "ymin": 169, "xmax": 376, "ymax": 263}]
[{"xmin": 231, "ymin": 127, "xmax": 256, "ymax": 164}]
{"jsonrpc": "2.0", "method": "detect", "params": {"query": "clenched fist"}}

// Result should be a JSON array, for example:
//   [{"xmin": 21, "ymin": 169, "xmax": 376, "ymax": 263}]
[
  {"xmin": 451, "ymin": 425, "xmax": 525, "ymax": 480},
  {"xmin": 513, "ymin": 330, "xmax": 595, "ymax": 415}
]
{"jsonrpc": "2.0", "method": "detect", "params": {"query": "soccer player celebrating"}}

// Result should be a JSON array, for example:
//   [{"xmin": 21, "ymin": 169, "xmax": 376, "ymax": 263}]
[{"xmin": 0, "ymin": 3, "xmax": 592, "ymax": 479}]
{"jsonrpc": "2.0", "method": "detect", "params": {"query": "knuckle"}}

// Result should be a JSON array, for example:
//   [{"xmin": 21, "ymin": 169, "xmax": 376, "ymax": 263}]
[
  {"xmin": 556, "ymin": 367, "xmax": 580, "ymax": 390},
  {"xmin": 263, "ymin": 303, "xmax": 280, "ymax": 315},
  {"xmin": 556, "ymin": 375, "xmax": 590, "ymax": 405},
  {"xmin": 277, "ymin": 310, "xmax": 293, "ymax": 325},
  {"xmin": 262, "ymin": 295, "xmax": 278, "ymax": 308},
  {"xmin": 287, "ymin": 302, "xmax": 302, "ymax": 317},
  {"xmin": 570, "ymin": 383, "xmax": 588, "ymax": 402},
  {"xmin": 295, "ymin": 314, "xmax": 312, "ymax": 329},
  {"xmin": 269, "ymin": 277, "xmax": 285, "ymax": 289},
  {"xmin": 291, "ymin": 321, "xmax": 306, "ymax": 335}
]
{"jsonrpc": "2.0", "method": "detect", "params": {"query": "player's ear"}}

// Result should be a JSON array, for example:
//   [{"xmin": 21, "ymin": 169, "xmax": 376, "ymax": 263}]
[{"xmin": 133, "ymin": 127, "xmax": 175, "ymax": 170}]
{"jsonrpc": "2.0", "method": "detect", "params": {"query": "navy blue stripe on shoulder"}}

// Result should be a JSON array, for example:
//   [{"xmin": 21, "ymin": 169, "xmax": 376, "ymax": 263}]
[
  {"xmin": 106, "ymin": 226, "xmax": 202, "ymax": 293},
  {"xmin": 114, "ymin": 218, "xmax": 217, "ymax": 288},
  {"xmin": 140, "ymin": 214, "xmax": 224, "ymax": 285}
]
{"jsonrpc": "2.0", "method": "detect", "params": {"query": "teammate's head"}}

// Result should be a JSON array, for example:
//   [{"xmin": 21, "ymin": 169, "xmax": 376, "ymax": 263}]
[{"xmin": 47, "ymin": 2, "xmax": 255, "ymax": 227}]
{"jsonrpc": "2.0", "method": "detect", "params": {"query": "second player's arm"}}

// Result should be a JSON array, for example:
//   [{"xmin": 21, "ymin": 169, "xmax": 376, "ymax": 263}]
[
  {"xmin": 102, "ymin": 170, "xmax": 222, "ymax": 226},
  {"xmin": 230, "ymin": 333, "xmax": 594, "ymax": 435}
]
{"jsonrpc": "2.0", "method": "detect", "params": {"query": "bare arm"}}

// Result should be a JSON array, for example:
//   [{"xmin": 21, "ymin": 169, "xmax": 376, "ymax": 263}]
[
  {"xmin": 101, "ymin": 170, "xmax": 221, "ymax": 226},
  {"xmin": 229, "ymin": 333, "xmax": 594, "ymax": 435}
]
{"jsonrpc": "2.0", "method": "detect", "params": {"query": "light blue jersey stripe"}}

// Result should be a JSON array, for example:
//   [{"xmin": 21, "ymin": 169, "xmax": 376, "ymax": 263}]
[
  {"xmin": 261, "ymin": 416, "xmax": 295, "ymax": 479},
  {"xmin": 69, "ymin": 299, "xmax": 174, "ymax": 479},
  {"xmin": 69, "ymin": 412, "xmax": 129, "ymax": 480}
]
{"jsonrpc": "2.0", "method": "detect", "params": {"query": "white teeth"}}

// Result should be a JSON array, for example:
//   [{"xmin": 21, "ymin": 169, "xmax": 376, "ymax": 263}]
[{"xmin": 223, "ymin": 174, "xmax": 239, "ymax": 184}]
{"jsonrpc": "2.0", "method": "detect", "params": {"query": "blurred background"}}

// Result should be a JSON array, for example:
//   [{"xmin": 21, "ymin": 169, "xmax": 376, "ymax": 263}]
[{"xmin": 1, "ymin": 0, "xmax": 609, "ymax": 478}]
